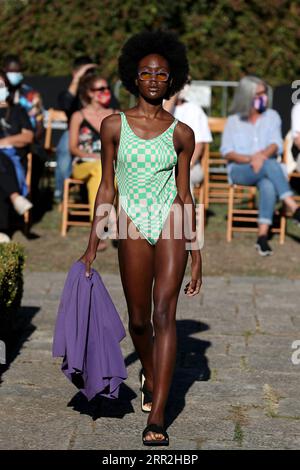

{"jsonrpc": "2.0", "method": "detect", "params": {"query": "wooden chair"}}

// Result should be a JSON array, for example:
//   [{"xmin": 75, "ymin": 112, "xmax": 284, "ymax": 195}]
[
  {"xmin": 43, "ymin": 108, "xmax": 90, "ymax": 236},
  {"xmin": 282, "ymin": 132, "xmax": 300, "ymax": 207},
  {"xmin": 42, "ymin": 108, "xmax": 68, "ymax": 189},
  {"xmin": 227, "ymin": 185, "xmax": 286, "ymax": 244},
  {"xmin": 192, "ymin": 143, "xmax": 209, "ymax": 205},
  {"xmin": 44, "ymin": 108, "xmax": 68, "ymax": 152},
  {"xmin": 61, "ymin": 176, "xmax": 120, "ymax": 237},
  {"xmin": 207, "ymin": 116, "xmax": 227, "ymax": 134},
  {"xmin": 61, "ymin": 178, "xmax": 90, "ymax": 236},
  {"xmin": 226, "ymin": 134, "xmax": 299, "ymax": 245},
  {"xmin": 192, "ymin": 143, "xmax": 209, "ymax": 228},
  {"xmin": 205, "ymin": 117, "xmax": 228, "ymax": 208}
]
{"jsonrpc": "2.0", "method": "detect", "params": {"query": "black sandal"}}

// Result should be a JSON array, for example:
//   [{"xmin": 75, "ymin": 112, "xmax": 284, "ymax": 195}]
[
  {"xmin": 140, "ymin": 370, "xmax": 152, "ymax": 413},
  {"xmin": 142, "ymin": 424, "xmax": 169, "ymax": 446}
]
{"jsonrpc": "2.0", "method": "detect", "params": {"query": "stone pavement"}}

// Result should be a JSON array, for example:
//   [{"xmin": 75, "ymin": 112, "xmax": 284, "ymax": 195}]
[{"xmin": 0, "ymin": 272, "xmax": 300, "ymax": 450}]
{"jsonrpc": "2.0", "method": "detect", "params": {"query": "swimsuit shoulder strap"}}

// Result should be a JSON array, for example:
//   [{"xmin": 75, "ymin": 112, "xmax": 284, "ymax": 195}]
[
  {"xmin": 119, "ymin": 111, "xmax": 127, "ymax": 125},
  {"xmin": 119, "ymin": 111, "xmax": 131, "ymax": 135},
  {"xmin": 170, "ymin": 118, "xmax": 178, "ymax": 131}
]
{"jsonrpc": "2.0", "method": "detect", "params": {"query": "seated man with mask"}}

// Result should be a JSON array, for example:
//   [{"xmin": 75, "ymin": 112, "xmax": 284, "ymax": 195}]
[{"xmin": 3, "ymin": 54, "xmax": 43, "ymax": 140}]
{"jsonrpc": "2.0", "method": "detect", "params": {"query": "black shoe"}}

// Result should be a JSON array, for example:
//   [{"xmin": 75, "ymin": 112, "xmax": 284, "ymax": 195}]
[
  {"xmin": 292, "ymin": 207, "xmax": 300, "ymax": 226},
  {"xmin": 142, "ymin": 424, "xmax": 169, "ymax": 446},
  {"xmin": 255, "ymin": 236, "xmax": 273, "ymax": 256}
]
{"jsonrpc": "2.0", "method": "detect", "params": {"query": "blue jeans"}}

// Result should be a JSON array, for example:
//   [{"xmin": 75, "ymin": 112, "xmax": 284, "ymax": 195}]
[
  {"xmin": 54, "ymin": 130, "xmax": 72, "ymax": 201},
  {"xmin": 230, "ymin": 159, "xmax": 293, "ymax": 225},
  {"xmin": 2, "ymin": 147, "xmax": 28, "ymax": 196}
]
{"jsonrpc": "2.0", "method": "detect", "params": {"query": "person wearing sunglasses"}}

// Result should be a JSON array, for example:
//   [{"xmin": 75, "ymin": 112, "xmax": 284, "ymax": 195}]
[
  {"xmin": 79, "ymin": 31, "xmax": 202, "ymax": 446},
  {"xmin": 69, "ymin": 74, "xmax": 117, "ymax": 251},
  {"xmin": 54, "ymin": 56, "xmax": 97, "ymax": 204},
  {"xmin": 54, "ymin": 57, "xmax": 120, "ymax": 204}
]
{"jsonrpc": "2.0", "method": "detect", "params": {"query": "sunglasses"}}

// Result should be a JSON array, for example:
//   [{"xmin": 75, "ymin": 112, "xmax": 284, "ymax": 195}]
[
  {"xmin": 138, "ymin": 71, "xmax": 170, "ymax": 82},
  {"xmin": 90, "ymin": 86, "xmax": 110, "ymax": 92}
]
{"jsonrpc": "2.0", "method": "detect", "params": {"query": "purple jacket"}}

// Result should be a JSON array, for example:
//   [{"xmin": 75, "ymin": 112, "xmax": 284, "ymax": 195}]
[{"xmin": 52, "ymin": 261, "xmax": 127, "ymax": 401}]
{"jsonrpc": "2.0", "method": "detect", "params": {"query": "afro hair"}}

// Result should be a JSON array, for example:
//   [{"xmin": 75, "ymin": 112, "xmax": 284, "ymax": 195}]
[{"xmin": 118, "ymin": 30, "xmax": 189, "ymax": 99}]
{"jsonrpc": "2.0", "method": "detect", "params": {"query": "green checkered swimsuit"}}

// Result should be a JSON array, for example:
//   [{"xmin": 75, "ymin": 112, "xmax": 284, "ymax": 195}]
[{"xmin": 115, "ymin": 112, "xmax": 178, "ymax": 245}]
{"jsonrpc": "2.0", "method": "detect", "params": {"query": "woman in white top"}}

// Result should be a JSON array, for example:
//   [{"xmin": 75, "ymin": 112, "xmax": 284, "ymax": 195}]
[{"xmin": 164, "ymin": 83, "xmax": 212, "ymax": 199}]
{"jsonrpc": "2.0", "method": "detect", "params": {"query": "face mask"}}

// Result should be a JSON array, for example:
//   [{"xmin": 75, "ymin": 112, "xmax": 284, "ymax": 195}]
[
  {"xmin": 6, "ymin": 72, "xmax": 24, "ymax": 87},
  {"xmin": 0, "ymin": 87, "xmax": 9, "ymax": 102},
  {"xmin": 253, "ymin": 94, "xmax": 268, "ymax": 113},
  {"xmin": 95, "ymin": 89, "xmax": 111, "ymax": 107}
]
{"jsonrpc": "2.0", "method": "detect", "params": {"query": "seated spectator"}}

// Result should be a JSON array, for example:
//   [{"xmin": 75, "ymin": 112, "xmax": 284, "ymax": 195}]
[
  {"xmin": 164, "ymin": 81, "xmax": 212, "ymax": 201},
  {"xmin": 0, "ymin": 70, "xmax": 34, "ymax": 240},
  {"xmin": 221, "ymin": 75, "xmax": 300, "ymax": 256},
  {"xmin": 69, "ymin": 74, "xmax": 117, "ymax": 251},
  {"xmin": 54, "ymin": 56, "xmax": 97, "ymax": 203},
  {"xmin": 3, "ymin": 54, "xmax": 44, "ymax": 140},
  {"xmin": 291, "ymin": 101, "xmax": 300, "ymax": 171},
  {"xmin": 55, "ymin": 56, "xmax": 120, "ymax": 203},
  {"xmin": 4, "ymin": 54, "xmax": 47, "ymax": 212}
]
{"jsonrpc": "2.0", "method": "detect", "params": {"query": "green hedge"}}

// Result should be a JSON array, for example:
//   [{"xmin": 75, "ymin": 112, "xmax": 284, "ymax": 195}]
[
  {"xmin": 0, "ymin": 0, "xmax": 299, "ymax": 86},
  {"xmin": 0, "ymin": 243, "xmax": 25, "ymax": 336}
]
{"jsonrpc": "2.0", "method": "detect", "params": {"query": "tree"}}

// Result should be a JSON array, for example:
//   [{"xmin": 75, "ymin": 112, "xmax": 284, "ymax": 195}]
[{"xmin": 0, "ymin": 0, "xmax": 299, "ymax": 86}]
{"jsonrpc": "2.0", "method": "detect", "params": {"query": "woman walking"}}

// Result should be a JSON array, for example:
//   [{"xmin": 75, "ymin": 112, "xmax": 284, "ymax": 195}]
[{"xmin": 80, "ymin": 31, "xmax": 202, "ymax": 446}]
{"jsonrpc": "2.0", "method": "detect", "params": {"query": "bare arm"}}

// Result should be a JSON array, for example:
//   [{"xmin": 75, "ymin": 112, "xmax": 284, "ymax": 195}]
[
  {"xmin": 260, "ymin": 143, "xmax": 278, "ymax": 159},
  {"xmin": 69, "ymin": 111, "xmax": 97, "ymax": 159},
  {"xmin": 226, "ymin": 143, "xmax": 278, "ymax": 163},
  {"xmin": 80, "ymin": 114, "xmax": 119, "ymax": 274},
  {"xmin": 175, "ymin": 122, "xmax": 202, "ymax": 296},
  {"xmin": 190, "ymin": 142, "xmax": 204, "ymax": 167},
  {"xmin": 226, "ymin": 143, "xmax": 279, "ymax": 174},
  {"xmin": 251, "ymin": 143, "xmax": 278, "ymax": 173},
  {"xmin": 225, "ymin": 152, "xmax": 251, "ymax": 163},
  {"xmin": 163, "ymin": 93, "xmax": 178, "ymax": 114},
  {"xmin": 0, "ymin": 129, "xmax": 33, "ymax": 148},
  {"xmin": 68, "ymin": 63, "xmax": 97, "ymax": 96}
]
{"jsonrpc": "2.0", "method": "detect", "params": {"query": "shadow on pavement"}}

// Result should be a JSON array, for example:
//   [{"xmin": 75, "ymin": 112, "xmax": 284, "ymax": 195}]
[
  {"xmin": 124, "ymin": 319, "xmax": 211, "ymax": 428},
  {"xmin": 165, "ymin": 319, "xmax": 211, "ymax": 428},
  {"xmin": 66, "ymin": 319, "xmax": 211, "ymax": 425},
  {"xmin": 0, "ymin": 305, "xmax": 40, "ymax": 384},
  {"xmin": 68, "ymin": 383, "xmax": 136, "ymax": 421}
]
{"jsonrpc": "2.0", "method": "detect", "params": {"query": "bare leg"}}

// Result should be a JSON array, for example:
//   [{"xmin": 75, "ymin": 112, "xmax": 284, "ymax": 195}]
[
  {"xmin": 145, "ymin": 195, "xmax": 188, "ymax": 442},
  {"xmin": 117, "ymin": 199, "xmax": 189, "ymax": 442},
  {"xmin": 258, "ymin": 223, "xmax": 269, "ymax": 237},
  {"xmin": 117, "ymin": 208, "xmax": 155, "ymax": 399}
]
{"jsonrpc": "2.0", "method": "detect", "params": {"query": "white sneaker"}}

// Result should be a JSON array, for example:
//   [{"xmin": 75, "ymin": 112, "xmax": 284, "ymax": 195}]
[
  {"xmin": 0, "ymin": 232, "xmax": 10, "ymax": 243},
  {"xmin": 12, "ymin": 195, "xmax": 33, "ymax": 215}
]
